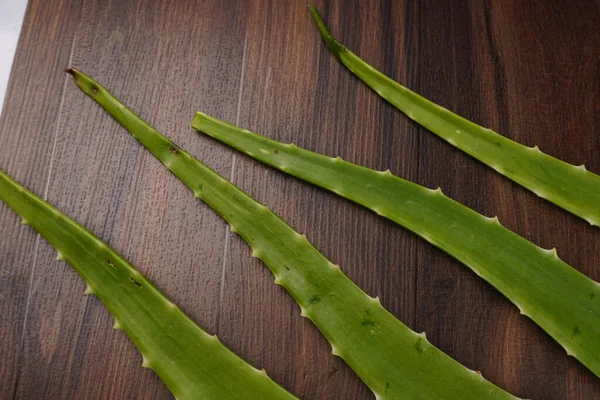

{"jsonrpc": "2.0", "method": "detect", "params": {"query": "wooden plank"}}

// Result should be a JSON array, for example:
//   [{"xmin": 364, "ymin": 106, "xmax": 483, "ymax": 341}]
[
  {"xmin": 7, "ymin": 0, "xmax": 246, "ymax": 398},
  {"xmin": 0, "ymin": 0, "xmax": 82, "ymax": 397},
  {"xmin": 219, "ymin": 1, "xmax": 420, "ymax": 398},
  {"xmin": 0, "ymin": 0, "xmax": 598, "ymax": 398},
  {"xmin": 414, "ymin": 1, "xmax": 600, "ymax": 398},
  {"xmin": 225, "ymin": 0, "xmax": 600, "ymax": 398}
]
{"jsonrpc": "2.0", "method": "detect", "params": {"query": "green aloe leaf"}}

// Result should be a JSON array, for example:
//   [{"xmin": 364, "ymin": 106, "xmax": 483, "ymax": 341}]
[
  {"xmin": 308, "ymin": 3, "xmax": 600, "ymax": 227},
  {"xmin": 67, "ymin": 68, "xmax": 519, "ymax": 399},
  {"xmin": 0, "ymin": 170, "xmax": 297, "ymax": 400},
  {"xmin": 190, "ymin": 111, "xmax": 600, "ymax": 378}
]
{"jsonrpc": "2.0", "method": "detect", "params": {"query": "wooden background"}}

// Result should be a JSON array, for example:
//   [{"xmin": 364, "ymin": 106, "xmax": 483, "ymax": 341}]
[{"xmin": 0, "ymin": 0, "xmax": 598, "ymax": 398}]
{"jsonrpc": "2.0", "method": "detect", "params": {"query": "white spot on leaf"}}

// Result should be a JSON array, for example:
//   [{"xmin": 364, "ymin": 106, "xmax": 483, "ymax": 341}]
[
  {"xmin": 541, "ymin": 247, "xmax": 558, "ymax": 257},
  {"xmin": 251, "ymin": 249, "xmax": 261, "ymax": 258},
  {"xmin": 485, "ymin": 215, "xmax": 500, "ymax": 224},
  {"xmin": 514, "ymin": 303, "xmax": 525, "ymax": 315},
  {"xmin": 490, "ymin": 164, "xmax": 504, "ymax": 174},
  {"xmin": 564, "ymin": 345, "xmax": 575, "ymax": 357},
  {"xmin": 421, "ymin": 234, "xmax": 436, "ymax": 245},
  {"xmin": 372, "ymin": 207, "xmax": 384, "ymax": 216},
  {"xmin": 585, "ymin": 217, "xmax": 598, "ymax": 226},
  {"xmin": 331, "ymin": 344, "xmax": 341, "ymax": 356},
  {"xmin": 532, "ymin": 189, "xmax": 546, "ymax": 198},
  {"xmin": 84, "ymin": 284, "xmax": 94, "ymax": 295}
]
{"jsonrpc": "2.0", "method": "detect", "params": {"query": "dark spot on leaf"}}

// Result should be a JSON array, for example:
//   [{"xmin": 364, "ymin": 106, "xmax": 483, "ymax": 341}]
[
  {"xmin": 168, "ymin": 144, "xmax": 179, "ymax": 155},
  {"xmin": 106, "ymin": 259, "xmax": 116, "ymax": 269},
  {"xmin": 361, "ymin": 319, "xmax": 375, "ymax": 327},
  {"xmin": 129, "ymin": 277, "xmax": 142, "ymax": 287},
  {"xmin": 572, "ymin": 325, "xmax": 581, "ymax": 337},
  {"xmin": 413, "ymin": 338, "xmax": 423, "ymax": 354},
  {"xmin": 274, "ymin": 150, "xmax": 279, "ymax": 155},
  {"xmin": 590, "ymin": 292, "xmax": 595, "ymax": 300},
  {"xmin": 365, "ymin": 309, "xmax": 372, "ymax": 315},
  {"xmin": 90, "ymin": 85, "xmax": 99, "ymax": 95},
  {"xmin": 284, "ymin": 264, "xmax": 290, "ymax": 271},
  {"xmin": 309, "ymin": 295, "xmax": 320, "ymax": 305}
]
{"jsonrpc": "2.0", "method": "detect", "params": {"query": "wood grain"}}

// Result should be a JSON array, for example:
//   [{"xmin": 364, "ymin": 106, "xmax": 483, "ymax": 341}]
[
  {"xmin": 0, "ymin": 0, "xmax": 598, "ymax": 399},
  {"xmin": 0, "ymin": 0, "xmax": 83, "ymax": 397}
]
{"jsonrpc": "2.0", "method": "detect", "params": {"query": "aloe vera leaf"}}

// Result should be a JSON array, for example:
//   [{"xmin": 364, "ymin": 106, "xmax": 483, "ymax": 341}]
[
  {"xmin": 67, "ymin": 68, "xmax": 519, "ymax": 400},
  {"xmin": 307, "ymin": 4, "xmax": 600, "ymax": 227},
  {"xmin": 190, "ymin": 111, "xmax": 600, "ymax": 377},
  {"xmin": 0, "ymin": 170, "xmax": 297, "ymax": 400}
]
